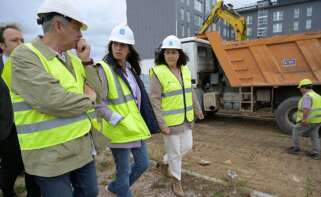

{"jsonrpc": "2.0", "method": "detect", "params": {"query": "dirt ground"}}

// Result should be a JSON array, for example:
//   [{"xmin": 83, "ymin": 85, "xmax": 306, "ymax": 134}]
[
  {"xmin": 95, "ymin": 116, "xmax": 321, "ymax": 197},
  {"xmin": 14, "ymin": 116, "xmax": 321, "ymax": 197},
  {"xmin": 145, "ymin": 116, "xmax": 321, "ymax": 197},
  {"xmin": 194, "ymin": 116, "xmax": 321, "ymax": 197}
]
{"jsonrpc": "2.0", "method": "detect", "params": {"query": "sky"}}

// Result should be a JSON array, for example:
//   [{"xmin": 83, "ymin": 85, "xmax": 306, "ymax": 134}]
[
  {"xmin": 225, "ymin": 0, "xmax": 258, "ymax": 8},
  {"xmin": 0, "ymin": 0, "xmax": 256, "ymax": 59},
  {"xmin": 0, "ymin": 0, "xmax": 127, "ymax": 60}
]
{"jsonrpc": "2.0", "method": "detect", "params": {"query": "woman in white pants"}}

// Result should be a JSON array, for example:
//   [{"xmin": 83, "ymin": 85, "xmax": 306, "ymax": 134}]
[{"xmin": 149, "ymin": 35, "xmax": 204, "ymax": 196}]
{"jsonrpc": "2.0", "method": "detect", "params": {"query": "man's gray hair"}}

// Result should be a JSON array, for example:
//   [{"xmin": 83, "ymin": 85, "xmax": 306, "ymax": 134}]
[{"xmin": 42, "ymin": 15, "xmax": 69, "ymax": 33}]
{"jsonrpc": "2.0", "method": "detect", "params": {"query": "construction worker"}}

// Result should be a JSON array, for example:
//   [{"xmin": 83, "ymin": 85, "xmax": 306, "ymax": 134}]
[
  {"xmin": 287, "ymin": 79, "xmax": 321, "ymax": 160},
  {"xmin": 149, "ymin": 35, "xmax": 204, "ymax": 196},
  {"xmin": 10, "ymin": 0, "xmax": 99, "ymax": 196},
  {"xmin": 85, "ymin": 23, "xmax": 159, "ymax": 197},
  {"xmin": 0, "ymin": 23, "xmax": 41, "ymax": 197}
]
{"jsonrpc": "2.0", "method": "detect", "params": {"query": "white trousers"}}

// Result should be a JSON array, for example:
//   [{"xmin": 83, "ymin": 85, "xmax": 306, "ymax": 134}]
[{"xmin": 163, "ymin": 127, "xmax": 193, "ymax": 180}]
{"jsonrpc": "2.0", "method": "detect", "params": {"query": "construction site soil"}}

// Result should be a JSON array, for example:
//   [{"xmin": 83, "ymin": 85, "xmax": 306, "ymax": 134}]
[{"xmin": 15, "ymin": 116, "xmax": 321, "ymax": 197}]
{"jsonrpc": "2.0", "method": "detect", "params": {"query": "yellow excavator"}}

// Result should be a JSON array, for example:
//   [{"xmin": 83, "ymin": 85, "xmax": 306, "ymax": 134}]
[{"xmin": 197, "ymin": 0, "xmax": 246, "ymax": 41}]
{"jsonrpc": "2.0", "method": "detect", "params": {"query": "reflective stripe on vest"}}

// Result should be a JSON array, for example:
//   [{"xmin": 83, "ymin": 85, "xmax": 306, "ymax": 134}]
[
  {"xmin": 14, "ymin": 101, "xmax": 96, "ymax": 134},
  {"xmin": 150, "ymin": 64, "xmax": 194, "ymax": 126},
  {"xmin": 11, "ymin": 43, "xmax": 94, "ymax": 150},
  {"xmin": 161, "ymin": 88, "xmax": 192, "ymax": 97},
  {"xmin": 98, "ymin": 61, "xmax": 150, "ymax": 144},
  {"xmin": 163, "ymin": 105, "xmax": 193, "ymax": 116},
  {"xmin": 296, "ymin": 91, "xmax": 321, "ymax": 123}
]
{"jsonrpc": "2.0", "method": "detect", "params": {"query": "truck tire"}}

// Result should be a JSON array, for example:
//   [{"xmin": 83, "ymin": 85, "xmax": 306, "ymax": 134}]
[{"xmin": 275, "ymin": 97, "xmax": 300, "ymax": 135}]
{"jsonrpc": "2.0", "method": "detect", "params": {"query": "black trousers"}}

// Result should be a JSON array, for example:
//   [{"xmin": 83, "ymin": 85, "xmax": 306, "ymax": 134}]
[{"xmin": 0, "ymin": 128, "xmax": 41, "ymax": 197}]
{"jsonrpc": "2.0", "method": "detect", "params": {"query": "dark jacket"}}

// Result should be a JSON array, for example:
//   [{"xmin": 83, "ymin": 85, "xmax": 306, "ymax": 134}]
[
  {"xmin": 104, "ymin": 54, "xmax": 160, "ymax": 134},
  {"xmin": 0, "ymin": 55, "xmax": 3, "ymax": 75},
  {"xmin": 0, "ymin": 75, "xmax": 15, "ymax": 141}
]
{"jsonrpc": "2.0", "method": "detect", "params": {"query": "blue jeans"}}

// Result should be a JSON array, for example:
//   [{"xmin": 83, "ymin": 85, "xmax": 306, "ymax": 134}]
[
  {"xmin": 108, "ymin": 142, "xmax": 149, "ymax": 197},
  {"xmin": 34, "ymin": 161, "xmax": 98, "ymax": 197}
]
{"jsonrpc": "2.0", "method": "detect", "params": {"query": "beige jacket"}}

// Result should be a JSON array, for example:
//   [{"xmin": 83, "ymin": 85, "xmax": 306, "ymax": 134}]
[
  {"xmin": 11, "ymin": 38, "xmax": 95, "ymax": 177},
  {"xmin": 149, "ymin": 67, "xmax": 202, "ymax": 135}
]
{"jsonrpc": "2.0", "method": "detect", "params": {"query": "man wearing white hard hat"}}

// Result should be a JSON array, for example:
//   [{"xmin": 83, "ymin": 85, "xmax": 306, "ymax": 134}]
[
  {"xmin": 85, "ymin": 23, "xmax": 160, "ymax": 196},
  {"xmin": 10, "ymin": 0, "xmax": 99, "ymax": 196}
]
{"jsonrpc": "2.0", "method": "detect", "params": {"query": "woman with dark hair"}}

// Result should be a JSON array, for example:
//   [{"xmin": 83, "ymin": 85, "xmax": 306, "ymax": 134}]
[
  {"xmin": 149, "ymin": 35, "xmax": 204, "ymax": 196},
  {"xmin": 85, "ymin": 24, "xmax": 159, "ymax": 197}
]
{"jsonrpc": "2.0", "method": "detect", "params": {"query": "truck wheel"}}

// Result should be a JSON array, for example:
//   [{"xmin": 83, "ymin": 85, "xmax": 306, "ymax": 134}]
[{"xmin": 275, "ymin": 97, "xmax": 300, "ymax": 135}]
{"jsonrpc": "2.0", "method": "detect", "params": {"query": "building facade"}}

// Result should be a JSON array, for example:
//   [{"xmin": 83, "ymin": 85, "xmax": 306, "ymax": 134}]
[
  {"xmin": 217, "ymin": 0, "xmax": 321, "ymax": 40},
  {"xmin": 127, "ymin": 0, "xmax": 216, "ymax": 58}
]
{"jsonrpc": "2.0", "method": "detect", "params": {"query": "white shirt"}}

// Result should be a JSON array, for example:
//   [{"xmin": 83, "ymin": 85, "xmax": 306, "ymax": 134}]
[{"xmin": 2, "ymin": 54, "xmax": 8, "ymax": 63}]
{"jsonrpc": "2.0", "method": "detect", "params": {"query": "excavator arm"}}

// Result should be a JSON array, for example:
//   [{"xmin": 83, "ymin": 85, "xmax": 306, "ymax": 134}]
[{"xmin": 198, "ymin": 0, "xmax": 246, "ymax": 41}]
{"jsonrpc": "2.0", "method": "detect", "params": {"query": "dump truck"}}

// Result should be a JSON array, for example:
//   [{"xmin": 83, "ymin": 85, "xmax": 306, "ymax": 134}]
[{"xmin": 180, "ymin": 31, "xmax": 321, "ymax": 134}]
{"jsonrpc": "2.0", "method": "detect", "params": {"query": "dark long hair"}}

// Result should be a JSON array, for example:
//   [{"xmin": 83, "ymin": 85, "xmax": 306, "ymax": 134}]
[
  {"xmin": 104, "ymin": 41, "xmax": 141, "ymax": 75},
  {"xmin": 154, "ymin": 48, "xmax": 189, "ymax": 68}
]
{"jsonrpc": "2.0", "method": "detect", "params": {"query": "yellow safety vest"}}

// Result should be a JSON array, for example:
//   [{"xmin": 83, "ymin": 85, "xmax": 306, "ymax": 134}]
[
  {"xmin": 150, "ymin": 64, "xmax": 194, "ymax": 126},
  {"xmin": 9, "ymin": 43, "xmax": 96, "ymax": 150},
  {"xmin": 296, "ymin": 91, "xmax": 321, "ymax": 123},
  {"xmin": 1, "ymin": 57, "xmax": 12, "ymax": 89},
  {"xmin": 98, "ymin": 61, "xmax": 151, "ymax": 143}
]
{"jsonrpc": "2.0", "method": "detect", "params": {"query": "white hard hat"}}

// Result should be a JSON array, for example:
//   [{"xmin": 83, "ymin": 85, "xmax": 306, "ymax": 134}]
[
  {"xmin": 109, "ymin": 24, "xmax": 135, "ymax": 45},
  {"xmin": 161, "ymin": 35, "xmax": 182, "ymax": 49},
  {"xmin": 37, "ymin": 0, "xmax": 88, "ymax": 31}
]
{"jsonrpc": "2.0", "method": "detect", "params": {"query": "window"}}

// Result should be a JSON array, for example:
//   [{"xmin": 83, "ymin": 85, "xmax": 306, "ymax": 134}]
[
  {"xmin": 306, "ymin": 19, "xmax": 311, "ymax": 29},
  {"xmin": 247, "ymin": 27, "xmax": 252, "ymax": 37},
  {"xmin": 194, "ymin": 15, "xmax": 202, "ymax": 27},
  {"xmin": 294, "ymin": 8, "xmax": 300, "ymax": 19},
  {"xmin": 307, "ymin": 7, "xmax": 312, "ymax": 17},
  {"xmin": 258, "ymin": 17, "xmax": 268, "ymax": 25},
  {"xmin": 257, "ymin": 27, "xmax": 267, "ymax": 37},
  {"xmin": 223, "ymin": 28, "xmax": 226, "ymax": 37},
  {"xmin": 186, "ymin": 0, "xmax": 190, "ymax": 6},
  {"xmin": 181, "ymin": 0, "xmax": 184, "ymax": 3},
  {"xmin": 257, "ymin": 9, "xmax": 268, "ymax": 35},
  {"xmin": 181, "ymin": 25, "xmax": 185, "ymax": 37},
  {"xmin": 273, "ymin": 11, "xmax": 283, "ymax": 21},
  {"xmin": 187, "ymin": 27, "xmax": 191, "ymax": 36},
  {"xmin": 206, "ymin": 0, "xmax": 212, "ymax": 13},
  {"xmin": 187, "ymin": 11, "xmax": 191, "ymax": 23},
  {"xmin": 212, "ymin": 23, "xmax": 216, "ymax": 31},
  {"xmin": 180, "ymin": 8, "xmax": 184, "ymax": 20},
  {"xmin": 246, "ymin": 16, "xmax": 253, "ymax": 25},
  {"xmin": 197, "ymin": 46, "xmax": 208, "ymax": 58},
  {"xmin": 194, "ymin": 0, "xmax": 202, "ymax": 12},
  {"xmin": 273, "ymin": 23, "xmax": 283, "ymax": 33},
  {"xmin": 258, "ymin": 0, "xmax": 269, "ymax": 8},
  {"xmin": 293, "ymin": 21, "xmax": 299, "ymax": 31}
]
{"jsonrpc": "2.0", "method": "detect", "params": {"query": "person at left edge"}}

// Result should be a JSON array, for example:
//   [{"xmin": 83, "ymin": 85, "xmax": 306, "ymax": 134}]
[
  {"xmin": 0, "ymin": 24, "xmax": 41, "ymax": 197},
  {"xmin": 10, "ymin": 0, "xmax": 99, "ymax": 196}
]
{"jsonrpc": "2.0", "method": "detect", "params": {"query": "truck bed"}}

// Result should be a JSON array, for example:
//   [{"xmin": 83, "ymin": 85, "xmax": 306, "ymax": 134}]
[{"xmin": 205, "ymin": 31, "xmax": 321, "ymax": 87}]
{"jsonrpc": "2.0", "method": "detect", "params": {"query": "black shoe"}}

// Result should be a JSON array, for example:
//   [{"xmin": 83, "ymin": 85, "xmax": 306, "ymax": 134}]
[
  {"xmin": 287, "ymin": 147, "xmax": 301, "ymax": 155},
  {"xmin": 305, "ymin": 151, "xmax": 320, "ymax": 160}
]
